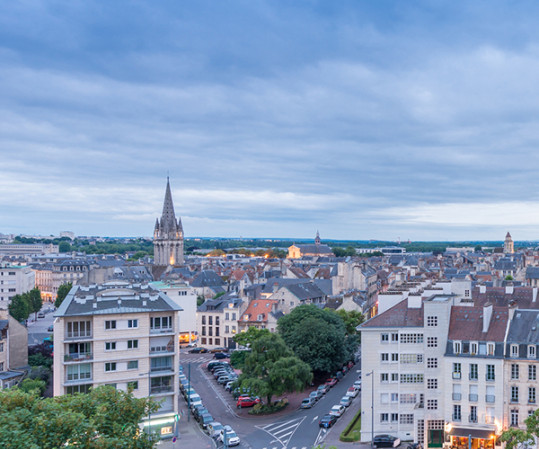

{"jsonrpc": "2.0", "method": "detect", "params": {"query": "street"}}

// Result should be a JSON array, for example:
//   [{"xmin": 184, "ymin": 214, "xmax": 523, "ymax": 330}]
[{"xmin": 27, "ymin": 303, "xmax": 55, "ymax": 345}]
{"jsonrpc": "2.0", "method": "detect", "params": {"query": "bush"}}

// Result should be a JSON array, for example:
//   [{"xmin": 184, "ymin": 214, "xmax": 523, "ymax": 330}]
[
  {"xmin": 340, "ymin": 409, "xmax": 361, "ymax": 442},
  {"xmin": 230, "ymin": 350, "xmax": 248, "ymax": 369},
  {"xmin": 28, "ymin": 353, "xmax": 53, "ymax": 369},
  {"xmin": 248, "ymin": 398, "xmax": 289, "ymax": 415},
  {"xmin": 28, "ymin": 366, "xmax": 51, "ymax": 383},
  {"xmin": 19, "ymin": 378, "xmax": 46, "ymax": 395}
]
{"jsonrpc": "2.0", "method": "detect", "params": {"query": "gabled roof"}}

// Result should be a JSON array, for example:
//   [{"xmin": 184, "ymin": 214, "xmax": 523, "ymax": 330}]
[
  {"xmin": 361, "ymin": 298, "xmax": 423, "ymax": 328},
  {"xmin": 191, "ymin": 270, "xmax": 225, "ymax": 287},
  {"xmin": 285, "ymin": 281, "xmax": 326, "ymax": 301},
  {"xmin": 447, "ymin": 306, "xmax": 508, "ymax": 341},
  {"xmin": 241, "ymin": 299, "xmax": 278, "ymax": 323}
]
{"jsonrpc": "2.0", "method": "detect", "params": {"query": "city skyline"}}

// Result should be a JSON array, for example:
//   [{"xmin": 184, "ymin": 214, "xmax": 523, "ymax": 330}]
[{"xmin": 3, "ymin": 1, "xmax": 539, "ymax": 240}]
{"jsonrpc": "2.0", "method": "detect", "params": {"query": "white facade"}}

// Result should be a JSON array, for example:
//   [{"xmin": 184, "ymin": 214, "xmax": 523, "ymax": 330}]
[{"xmin": 0, "ymin": 263, "xmax": 35, "ymax": 306}]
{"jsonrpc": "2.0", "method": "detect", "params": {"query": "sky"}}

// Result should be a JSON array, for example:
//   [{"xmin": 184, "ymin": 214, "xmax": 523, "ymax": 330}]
[{"xmin": 3, "ymin": 1, "xmax": 539, "ymax": 241}]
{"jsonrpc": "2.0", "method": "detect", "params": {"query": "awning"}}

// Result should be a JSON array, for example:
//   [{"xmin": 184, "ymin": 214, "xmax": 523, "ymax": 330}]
[{"xmin": 448, "ymin": 427, "xmax": 496, "ymax": 439}]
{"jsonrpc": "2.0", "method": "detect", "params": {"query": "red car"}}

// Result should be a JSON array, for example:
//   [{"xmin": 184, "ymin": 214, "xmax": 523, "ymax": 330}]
[
  {"xmin": 325, "ymin": 378, "xmax": 338, "ymax": 388},
  {"xmin": 236, "ymin": 397, "xmax": 261, "ymax": 408}
]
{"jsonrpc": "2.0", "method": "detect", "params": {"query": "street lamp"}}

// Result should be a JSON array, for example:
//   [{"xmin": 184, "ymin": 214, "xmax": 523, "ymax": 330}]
[{"xmin": 366, "ymin": 370, "xmax": 374, "ymax": 449}]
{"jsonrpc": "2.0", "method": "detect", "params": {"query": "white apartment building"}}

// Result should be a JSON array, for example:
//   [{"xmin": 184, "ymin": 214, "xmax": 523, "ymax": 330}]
[
  {"xmin": 0, "ymin": 263, "xmax": 35, "ymax": 306},
  {"xmin": 197, "ymin": 293, "xmax": 244, "ymax": 349},
  {"xmin": 53, "ymin": 281, "xmax": 182, "ymax": 439}
]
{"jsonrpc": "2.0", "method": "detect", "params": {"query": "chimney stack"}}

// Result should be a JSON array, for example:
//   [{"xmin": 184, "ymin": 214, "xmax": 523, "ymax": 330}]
[{"xmin": 483, "ymin": 303, "xmax": 493, "ymax": 333}]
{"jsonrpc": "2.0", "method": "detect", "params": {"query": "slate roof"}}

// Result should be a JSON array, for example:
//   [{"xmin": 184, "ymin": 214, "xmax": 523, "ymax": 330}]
[
  {"xmin": 191, "ymin": 270, "xmax": 225, "ymax": 287},
  {"xmin": 0, "ymin": 320, "xmax": 8, "ymax": 332},
  {"xmin": 473, "ymin": 287, "xmax": 539, "ymax": 309},
  {"xmin": 294, "ymin": 244, "xmax": 333, "ymax": 255},
  {"xmin": 197, "ymin": 295, "xmax": 243, "ymax": 312},
  {"xmin": 494, "ymin": 258, "xmax": 516, "ymax": 270},
  {"xmin": 286, "ymin": 282, "xmax": 326, "ymax": 301},
  {"xmin": 447, "ymin": 306, "xmax": 508, "ymax": 341},
  {"xmin": 361, "ymin": 298, "xmax": 424, "ymax": 328},
  {"xmin": 54, "ymin": 282, "xmax": 182, "ymax": 317},
  {"xmin": 506, "ymin": 309, "xmax": 539, "ymax": 344},
  {"xmin": 526, "ymin": 267, "xmax": 539, "ymax": 280}
]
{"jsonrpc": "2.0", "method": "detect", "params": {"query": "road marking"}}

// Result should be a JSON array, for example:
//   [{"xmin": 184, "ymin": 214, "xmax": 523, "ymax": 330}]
[
  {"xmin": 256, "ymin": 417, "xmax": 305, "ymax": 448},
  {"xmin": 314, "ymin": 427, "xmax": 328, "ymax": 447},
  {"xmin": 311, "ymin": 415, "xmax": 318, "ymax": 423}
]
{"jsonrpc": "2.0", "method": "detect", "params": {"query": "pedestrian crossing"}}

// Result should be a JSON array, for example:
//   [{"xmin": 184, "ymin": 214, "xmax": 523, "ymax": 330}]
[{"xmin": 256, "ymin": 417, "xmax": 305, "ymax": 448}]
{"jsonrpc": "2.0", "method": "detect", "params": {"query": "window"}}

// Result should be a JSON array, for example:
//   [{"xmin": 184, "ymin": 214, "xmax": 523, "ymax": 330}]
[
  {"xmin": 225, "ymin": 325, "xmax": 230, "ymax": 333},
  {"xmin": 66, "ymin": 384, "xmax": 91, "ymax": 395},
  {"xmin": 0, "ymin": 342, "xmax": 3, "ymax": 352},
  {"xmin": 511, "ymin": 409, "xmax": 519, "ymax": 426},
  {"xmin": 470, "ymin": 406, "xmax": 477, "ymax": 423},
  {"xmin": 381, "ymin": 393, "xmax": 389, "ymax": 404},
  {"xmin": 511, "ymin": 386, "xmax": 519, "ymax": 403},
  {"xmin": 128, "ymin": 319, "xmax": 138, "ymax": 328},
  {"xmin": 400, "ymin": 394, "xmax": 416, "ymax": 404},
  {"xmin": 486, "ymin": 364, "xmax": 495, "ymax": 381},
  {"xmin": 487, "ymin": 342, "xmax": 495, "ymax": 356},
  {"xmin": 470, "ymin": 364, "xmax": 478, "ymax": 380},
  {"xmin": 427, "ymin": 337, "xmax": 438, "ymax": 348},
  {"xmin": 529, "ymin": 365, "xmax": 537, "ymax": 380},
  {"xmin": 427, "ymin": 316, "xmax": 438, "ymax": 327},
  {"xmin": 66, "ymin": 363, "xmax": 91, "ymax": 381},
  {"xmin": 105, "ymin": 342, "xmax": 116, "ymax": 351},
  {"xmin": 391, "ymin": 373, "xmax": 398, "ymax": 382},
  {"xmin": 391, "ymin": 413, "xmax": 399, "ymax": 422},
  {"xmin": 127, "ymin": 360, "xmax": 138, "ymax": 370},
  {"xmin": 469, "ymin": 385, "xmax": 478, "ymax": 401},
  {"xmin": 105, "ymin": 320, "xmax": 116, "ymax": 330},
  {"xmin": 453, "ymin": 363, "xmax": 462, "ymax": 379},
  {"xmin": 511, "ymin": 364, "xmax": 519, "ymax": 380},
  {"xmin": 381, "ymin": 333, "xmax": 389, "ymax": 343},
  {"xmin": 400, "ymin": 354, "xmax": 423, "ymax": 364},
  {"xmin": 400, "ymin": 374, "xmax": 424, "ymax": 383},
  {"xmin": 127, "ymin": 340, "xmax": 139, "ymax": 349},
  {"xmin": 128, "ymin": 381, "xmax": 139, "ymax": 390},
  {"xmin": 453, "ymin": 383, "xmax": 462, "ymax": 400},
  {"xmin": 391, "ymin": 393, "xmax": 399, "ymax": 403},
  {"xmin": 511, "ymin": 344, "xmax": 519, "ymax": 357},
  {"xmin": 391, "ymin": 353, "xmax": 399, "ymax": 362},
  {"xmin": 391, "ymin": 333, "xmax": 399, "ymax": 342},
  {"xmin": 105, "ymin": 362, "xmax": 117, "ymax": 372},
  {"xmin": 150, "ymin": 316, "xmax": 172, "ymax": 330},
  {"xmin": 380, "ymin": 373, "xmax": 389, "ymax": 383},
  {"xmin": 202, "ymin": 316, "xmax": 206, "ymax": 325},
  {"xmin": 66, "ymin": 321, "xmax": 91, "ymax": 338},
  {"xmin": 427, "ymin": 358, "xmax": 438, "ymax": 369},
  {"xmin": 529, "ymin": 387, "xmax": 536, "ymax": 404},
  {"xmin": 454, "ymin": 341, "xmax": 462, "ymax": 354},
  {"xmin": 470, "ymin": 342, "xmax": 478, "ymax": 355},
  {"xmin": 400, "ymin": 414, "xmax": 414, "ymax": 424},
  {"xmin": 381, "ymin": 353, "xmax": 389, "ymax": 362},
  {"xmin": 427, "ymin": 378, "xmax": 438, "ymax": 389},
  {"xmin": 427, "ymin": 400, "xmax": 438, "ymax": 410},
  {"xmin": 529, "ymin": 346, "xmax": 536, "ymax": 359},
  {"xmin": 453, "ymin": 405, "xmax": 461, "ymax": 421},
  {"xmin": 400, "ymin": 333, "xmax": 423, "ymax": 343},
  {"xmin": 486, "ymin": 386, "xmax": 495, "ymax": 403},
  {"xmin": 209, "ymin": 316, "xmax": 213, "ymax": 325},
  {"xmin": 380, "ymin": 413, "xmax": 389, "ymax": 423}
]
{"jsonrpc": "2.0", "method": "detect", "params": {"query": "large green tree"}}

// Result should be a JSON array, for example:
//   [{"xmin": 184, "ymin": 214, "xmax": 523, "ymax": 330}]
[
  {"xmin": 8, "ymin": 294, "xmax": 30, "ymax": 322},
  {"xmin": 26, "ymin": 288, "xmax": 43, "ymax": 320},
  {"xmin": 55, "ymin": 282, "xmax": 73, "ymax": 308},
  {"xmin": 501, "ymin": 408, "xmax": 539, "ymax": 449},
  {"xmin": 233, "ymin": 326, "xmax": 271, "ymax": 347},
  {"xmin": 278, "ymin": 305, "xmax": 356, "ymax": 374},
  {"xmin": 237, "ymin": 333, "xmax": 312, "ymax": 406},
  {"xmin": 0, "ymin": 386, "xmax": 159, "ymax": 449}
]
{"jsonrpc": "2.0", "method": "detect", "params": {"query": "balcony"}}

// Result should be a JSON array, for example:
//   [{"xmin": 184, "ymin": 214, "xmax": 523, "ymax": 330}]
[
  {"xmin": 149, "ymin": 345, "xmax": 174, "ymax": 354},
  {"xmin": 452, "ymin": 414, "xmax": 462, "ymax": 422},
  {"xmin": 486, "ymin": 376, "xmax": 495, "ymax": 382},
  {"xmin": 150, "ymin": 365, "xmax": 174, "ymax": 374},
  {"xmin": 510, "ymin": 398, "xmax": 519, "ymax": 404},
  {"xmin": 485, "ymin": 395, "xmax": 495, "ymax": 403},
  {"xmin": 452, "ymin": 372, "xmax": 461, "ymax": 380},
  {"xmin": 150, "ymin": 385, "xmax": 173, "ymax": 394},
  {"xmin": 65, "ymin": 374, "xmax": 92, "ymax": 383},
  {"xmin": 64, "ymin": 352, "xmax": 93, "ymax": 362},
  {"xmin": 469, "ymin": 374, "xmax": 478, "ymax": 381},
  {"xmin": 150, "ymin": 327, "xmax": 174, "ymax": 335},
  {"xmin": 469, "ymin": 394, "xmax": 478, "ymax": 402},
  {"xmin": 452, "ymin": 393, "xmax": 462, "ymax": 401},
  {"xmin": 65, "ymin": 331, "xmax": 92, "ymax": 340},
  {"xmin": 469, "ymin": 415, "xmax": 478, "ymax": 423}
]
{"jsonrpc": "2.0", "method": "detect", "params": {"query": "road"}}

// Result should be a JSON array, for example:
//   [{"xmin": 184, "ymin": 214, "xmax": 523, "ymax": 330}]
[
  {"xmin": 27, "ymin": 303, "xmax": 56, "ymax": 345},
  {"xmin": 180, "ymin": 349, "xmax": 362, "ymax": 449}
]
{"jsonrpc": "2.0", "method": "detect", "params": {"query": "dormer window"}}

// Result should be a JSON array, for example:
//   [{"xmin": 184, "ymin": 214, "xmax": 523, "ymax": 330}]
[
  {"xmin": 487, "ymin": 343, "xmax": 495, "ymax": 356},
  {"xmin": 511, "ymin": 344, "xmax": 519, "ymax": 358},
  {"xmin": 470, "ymin": 342, "xmax": 478, "ymax": 355},
  {"xmin": 454, "ymin": 341, "xmax": 462, "ymax": 354},
  {"xmin": 528, "ymin": 346, "xmax": 536, "ymax": 359}
]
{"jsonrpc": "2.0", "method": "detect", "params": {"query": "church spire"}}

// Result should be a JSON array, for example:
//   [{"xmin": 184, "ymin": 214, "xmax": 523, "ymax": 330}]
[{"xmin": 160, "ymin": 177, "xmax": 177, "ymax": 232}]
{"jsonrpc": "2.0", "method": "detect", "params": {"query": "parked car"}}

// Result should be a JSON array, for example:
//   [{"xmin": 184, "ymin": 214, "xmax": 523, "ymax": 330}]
[
  {"xmin": 209, "ymin": 347, "xmax": 228, "ymax": 353},
  {"xmin": 354, "ymin": 380, "xmax": 362, "ymax": 390},
  {"xmin": 346, "ymin": 386, "xmax": 359, "ymax": 398},
  {"xmin": 37, "ymin": 312, "xmax": 45, "ymax": 319},
  {"xmin": 47, "ymin": 325, "xmax": 54, "ymax": 332},
  {"xmin": 206, "ymin": 422, "xmax": 224, "ymax": 438},
  {"xmin": 325, "ymin": 378, "xmax": 338, "ymax": 388},
  {"xmin": 329, "ymin": 404, "xmax": 346, "ymax": 417},
  {"xmin": 218, "ymin": 375, "xmax": 237, "ymax": 385},
  {"xmin": 335, "ymin": 371, "xmax": 343, "ymax": 380},
  {"xmin": 188, "ymin": 347, "xmax": 208, "ymax": 353},
  {"xmin": 214, "ymin": 352, "xmax": 229, "ymax": 359},
  {"xmin": 373, "ymin": 434, "xmax": 401, "ymax": 448},
  {"xmin": 309, "ymin": 391, "xmax": 321, "ymax": 402},
  {"xmin": 406, "ymin": 443, "xmax": 421, "ymax": 449},
  {"xmin": 217, "ymin": 425, "xmax": 240, "ymax": 446},
  {"xmin": 317, "ymin": 384, "xmax": 330, "ymax": 395},
  {"xmin": 194, "ymin": 406, "xmax": 209, "ymax": 421},
  {"xmin": 301, "ymin": 397, "xmax": 315, "ymax": 409},
  {"xmin": 236, "ymin": 396, "xmax": 261, "ymax": 408},
  {"xmin": 340, "ymin": 396, "xmax": 352, "ymax": 408},
  {"xmin": 208, "ymin": 361, "xmax": 228, "ymax": 371},
  {"xmin": 199, "ymin": 413, "xmax": 214, "ymax": 429},
  {"xmin": 319, "ymin": 414, "xmax": 338, "ymax": 428}
]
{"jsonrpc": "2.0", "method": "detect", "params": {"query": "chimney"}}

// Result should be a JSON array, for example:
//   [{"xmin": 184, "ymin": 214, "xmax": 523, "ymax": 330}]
[
  {"xmin": 506, "ymin": 285, "xmax": 514, "ymax": 294},
  {"xmin": 483, "ymin": 303, "xmax": 493, "ymax": 333},
  {"xmin": 408, "ymin": 295, "xmax": 422, "ymax": 309},
  {"xmin": 508, "ymin": 301, "xmax": 517, "ymax": 321},
  {"xmin": 533, "ymin": 288, "xmax": 537, "ymax": 303},
  {"xmin": 480, "ymin": 285, "xmax": 486, "ymax": 294},
  {"xmin": 273, "ymin": 283, "xmax": 279, "ymax": 293}
]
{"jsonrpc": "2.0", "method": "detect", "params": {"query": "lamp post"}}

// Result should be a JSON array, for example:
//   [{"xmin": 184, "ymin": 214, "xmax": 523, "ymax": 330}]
[{"xmin": 366, "ymin": 370, "xmax": 374, "ymax": 449}]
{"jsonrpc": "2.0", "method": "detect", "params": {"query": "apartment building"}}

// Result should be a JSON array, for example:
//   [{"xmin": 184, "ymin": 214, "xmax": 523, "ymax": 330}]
[
  {"xmin": 0, "ymin": 308, "xmax": 28, "ymax": 388},
  {"xmin": 53, "ymin": 281, "xmax": 182, "ymax": 439},
  {"xmin": 0, "ymin": 263, "xmax": 35, "ymax": 306},
  {"xmin": 197, "ymin": 293, "xmax": 244, "ymax": 349},
  {"xmin": 33, "ymin": 259, "xmax": 88, "ymax": 301}
]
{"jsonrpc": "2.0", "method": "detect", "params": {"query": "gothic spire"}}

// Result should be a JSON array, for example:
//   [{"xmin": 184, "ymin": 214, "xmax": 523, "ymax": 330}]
[{"xmin": 161, "ymin": 177, "xmax": 177, "ymax": 232}]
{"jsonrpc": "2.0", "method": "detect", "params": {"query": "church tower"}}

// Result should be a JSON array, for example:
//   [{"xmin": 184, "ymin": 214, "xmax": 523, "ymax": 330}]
[
  {"xmin": 315, "ymin": 230, "xmax": 321, "ymax": 245},
  {"xmin": 153, "ymin": 178, "xmax": 184, "ymax": 266},
  {"xmin": 504, "ymin": 231, "xmax": 514, "ymax": 254}
]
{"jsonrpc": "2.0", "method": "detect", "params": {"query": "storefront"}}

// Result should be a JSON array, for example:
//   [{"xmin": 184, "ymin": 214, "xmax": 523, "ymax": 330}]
[
  {"xmin": 447, "ymin": 427, "xmax": 497, "ymax": 449},
  {"xmin": 141, "ymin": 413, "xmax": 180, "ymax": 440}
]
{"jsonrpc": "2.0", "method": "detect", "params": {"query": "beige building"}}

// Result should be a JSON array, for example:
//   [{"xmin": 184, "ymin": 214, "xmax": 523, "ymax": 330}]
[
  {"xmin": 0, "ymin": 309, "xmax": 29, "ymax": 388},
  {"xmin": 0, "ymin": 263, "xmax": 35, "ymax": 307},
  {"xmin": 33, "ymin": 259, "xmax": 88, "ymax": 301},
  {"xmin": 197, "ymin": 294, "xmax": 244, "ymax": 349},
  {"xmin": 53, "ymin": 281, "xmax": 182, "ymax": 439}
]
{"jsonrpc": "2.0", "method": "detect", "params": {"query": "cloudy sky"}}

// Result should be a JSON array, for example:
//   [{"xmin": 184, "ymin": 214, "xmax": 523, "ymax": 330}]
[{"xmin": 2, "ymin": 1, "xmax": 539, "ymax": 241}]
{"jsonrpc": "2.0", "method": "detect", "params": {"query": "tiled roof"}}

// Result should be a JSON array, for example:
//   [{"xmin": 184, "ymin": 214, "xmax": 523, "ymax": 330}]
[
  {"xmin": 361, "ymin": 298, "xmax": 423, "ymax": 328},
  {"xmin": 473, "ymin": 286, "xmax": 539, "ymax": 309},
  {"xmin": 241, "ymin": 299, "xmax": 278, "ymax": 323},
  {"xmin": 447, "ymin": 306, "xmax": 508, "ymax": 341}
]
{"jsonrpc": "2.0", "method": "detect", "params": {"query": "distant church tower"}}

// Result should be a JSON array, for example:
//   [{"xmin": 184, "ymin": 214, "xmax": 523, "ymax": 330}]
[
  {"xmin": 314, "ymin": 230, "xmax": 321, "ymax": 245},
  {"xmin": 504, "ymin": 231, "xmax": 514, "ymax": 254},
  {"xmin": 153, "ymin": 178, "xmax": 184, "ymax": 266}
]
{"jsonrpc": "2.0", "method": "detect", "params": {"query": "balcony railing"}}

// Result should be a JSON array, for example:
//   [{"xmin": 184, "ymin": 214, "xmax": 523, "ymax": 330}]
[
  {"xmin": 452, "ymin": 393, "xmax": 462, "ymax": 401},
  {"xmin": 453, "ymin": 372, "xmax": 461, "ymax": 379},
  {"xmin": 469, "ymin": 415, "xmax": 478, "ymax": 423},
  {"xmin": 510, "ymin": 398, "xmax": 519, "ymax": 404},
  {"xmin": 64, "ymin": 352, "xmax": 93, "ymax": 362},
  {"xmin": 150, "ymin": 385, "xmax": 173, "ymax": 394},
  {"xmin": 150, "ymin": 365, "xmax": 173, "ymax": 373},
  {"xmin": 65, "ymin": 331, "xmax": 92, "ymax": 339},
  {"xmin": 150, "ymin": 345, "xmax": 174, "ymax": 354},
  {"xmin": 486, "ymin": 375, "xmax": 495, "ymax": 382},
  {"xmin": 469, "ymin": 374, "xmax": 478, "ymax": 381},
  {"xmin": 469, "ymin": 394, "xmax": 478, "ymax": 402},
  {"xmin": 150, "ymin": 327, "xmax": 174, "ymax": 335},
  {"xmin": 66, "ymin": 374, "xmax": 92, "ymax": 383},
  {"xmin": 486, "ymin": 395, "xmax": 495, "ymax": 403},
  {"xmin": 452, "ymin": 414, "xmax": 462, "ymax": 422}
]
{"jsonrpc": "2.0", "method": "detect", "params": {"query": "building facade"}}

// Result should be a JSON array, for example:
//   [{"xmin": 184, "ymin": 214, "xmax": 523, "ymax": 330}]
[
  {"xmin": 53, "ymin": 281, "xmax": 182, "ymax": 439},
  {"xmin": 0, "ymin": 263, "xmax": 35, "ymax": 306}
]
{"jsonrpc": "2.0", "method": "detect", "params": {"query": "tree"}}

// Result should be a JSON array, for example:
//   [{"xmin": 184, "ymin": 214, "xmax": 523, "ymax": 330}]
[
  {"xmin": 18, "ymin": 378, "xmax": 46, "ymax": 396},
  {"xmin": 55, "ymin": 282, "xmax": 72, "ymax": 308},
  {"xmin": 196, "ymin": 295, "xmax": 205, "ymax": 307},
  {"xmin": 237, "ymin": 333, "xmax": 312, "ymax": 406},
  {"xmin": 233, "ymin": 326, "xmax": 271, "ymax": 347},
  {"xmin": 8, "ymin": 294, "xmax": 30, "ymax": 322},
  {"xmin": 501, "ymin": 409, "xmax": 539, "ymax": 449},
  {"xmin": 0, "ymin": 386, "xmax": 159, "ymax": 449},
  {"xmin": 278, "ymin": 305, "xmax": 354, "ymax": 374},
  {"xmin": 505, "ymin": 275, "xmax": 514, "ymax": 281},
  {"xmin": 58, "ymin": 241, "xmax": 71, "ymax": 253},
  {"xmin": 334, "ymin": 309, "xmax": 365, "ymax": 336},
  {"xmin": 474, "ymin": 245, "xmax": 482, "ymax": 252},
  {"xmin": 26, "ymin": 288, "xmax": 43, "ymax": 320}
]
